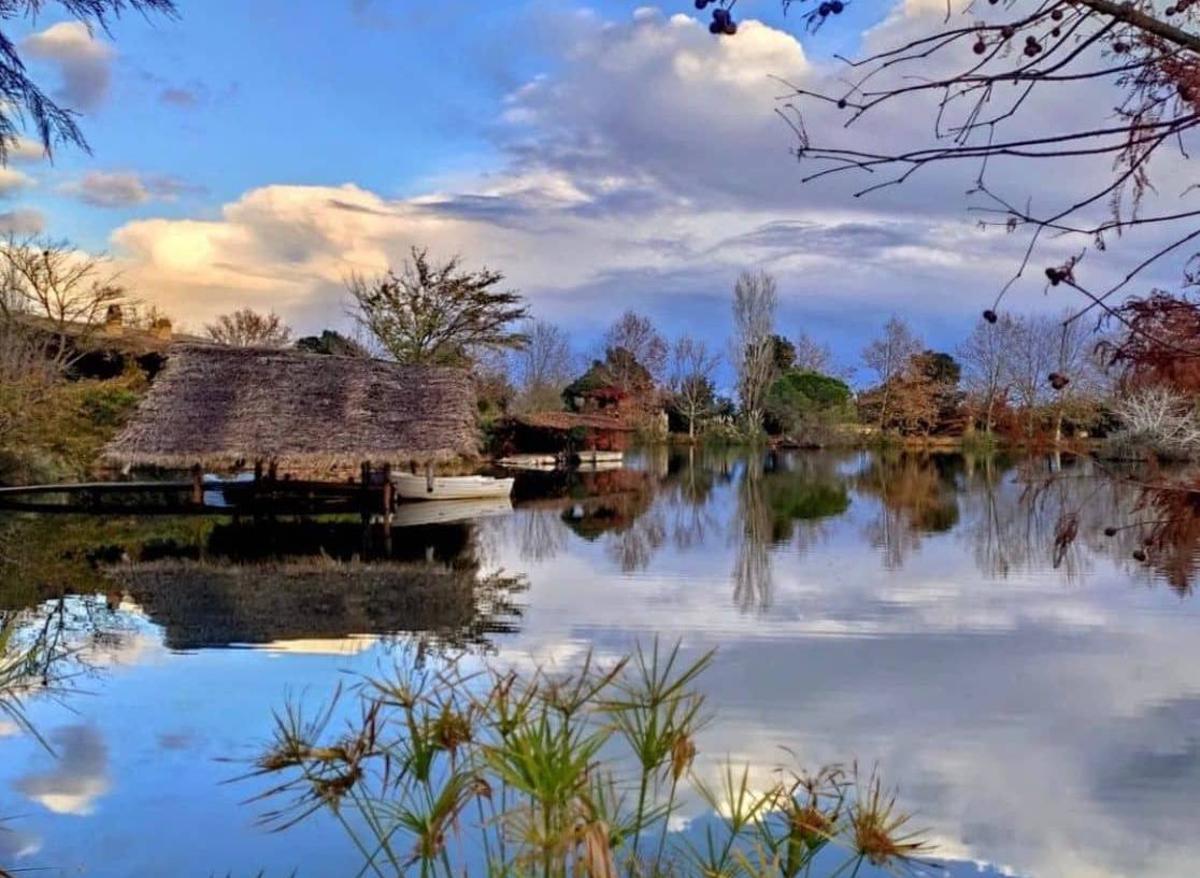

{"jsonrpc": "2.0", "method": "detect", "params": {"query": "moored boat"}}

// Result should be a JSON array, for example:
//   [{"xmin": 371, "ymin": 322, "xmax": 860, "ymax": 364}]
[
  {"xmin": 574, "ymin": 449, "xmax": 623, "ymax": 465},
  {"xmin": 393, "ymin": 473, "xmax": 515, "ymax": 501},
  {"xmin": 498, "ymin": 454, "xmax": 560, "ymax": 470}
]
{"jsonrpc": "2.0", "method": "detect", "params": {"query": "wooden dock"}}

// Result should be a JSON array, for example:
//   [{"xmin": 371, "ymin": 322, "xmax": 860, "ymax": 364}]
[{"xmin": 0, "ymin": 468, "xmax": 393, "ymax": 518}]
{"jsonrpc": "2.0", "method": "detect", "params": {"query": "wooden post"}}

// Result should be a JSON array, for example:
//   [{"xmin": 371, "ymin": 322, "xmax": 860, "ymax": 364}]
[
  {"xmin": 252, "ymin": 459, "xmax": 264, "ymax": 521},
  {"xmin": 382, "ymin": 462, "xmax": 394, "ymax": 526},
  {"xmin": 360, "ymin": 461, "xmax": 372, "ymax": 529},
  {"xmin": 190, "ymin": 464, "xmax": 203, "ymax": 507}
]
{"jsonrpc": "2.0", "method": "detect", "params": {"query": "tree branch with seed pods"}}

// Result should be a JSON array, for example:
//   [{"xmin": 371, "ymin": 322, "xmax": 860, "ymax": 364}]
[{"xmin": 697, "ymin": 0, "xmax": 1200, "ymax": 359}]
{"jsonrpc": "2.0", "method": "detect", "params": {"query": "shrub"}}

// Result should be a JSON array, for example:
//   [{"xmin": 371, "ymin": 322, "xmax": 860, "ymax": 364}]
[
  {"xmin": 1106, "ymin": 387, "xmax": 1200, "ymax": 461},
  {"xmin": 765, "ymin": 371, "xmax": 855, "ymax": 440}
]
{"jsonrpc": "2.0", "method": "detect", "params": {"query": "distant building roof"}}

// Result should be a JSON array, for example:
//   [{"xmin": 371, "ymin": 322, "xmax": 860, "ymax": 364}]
[
  {"xmin": 104, "ymin": 344, "xmax": 479, "ymax": 470},
  {"xmin": 510, "ymin": 411, "xmax": 637, "ymax": 432}
]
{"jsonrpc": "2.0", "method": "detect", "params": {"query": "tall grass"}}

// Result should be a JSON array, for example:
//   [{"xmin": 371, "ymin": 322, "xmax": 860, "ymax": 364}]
[{"xmin": 244, "ymin": 640, "xmax": 930, "ymax": 877}]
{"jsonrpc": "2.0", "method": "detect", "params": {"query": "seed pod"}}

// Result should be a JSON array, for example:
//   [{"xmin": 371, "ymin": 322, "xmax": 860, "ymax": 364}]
[{"xmin": 983, "ymin": 309, "xmax": 998, "ymax": 324}]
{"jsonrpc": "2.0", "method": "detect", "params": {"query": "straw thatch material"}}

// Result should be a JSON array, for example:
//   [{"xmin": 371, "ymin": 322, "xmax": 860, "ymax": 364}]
[{"xmin": 104, "ymin": 344, "xmax": 478, "ymax": 471}]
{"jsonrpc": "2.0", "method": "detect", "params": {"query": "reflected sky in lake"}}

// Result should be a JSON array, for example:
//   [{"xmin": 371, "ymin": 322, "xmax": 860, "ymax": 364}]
[{"xmin": 1, "ymin": 449, "xmax": 1198, "ymax": 877}]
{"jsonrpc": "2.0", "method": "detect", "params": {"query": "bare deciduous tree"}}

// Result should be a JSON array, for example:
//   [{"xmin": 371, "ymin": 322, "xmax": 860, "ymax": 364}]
[
  {"xmin": 1111, "ymin": 385, "xmax": 1200, "ymax": 459},
  {"xmin": 205, "ymin": 308, "xmax": 293, "ymax": 348},
  {"xmin": 732, "ymin": 270, "xmax": 778, "ymax": 432},
  {"xmin": 670, "ymin": 334, "xmax": 721, "ymax": 440},
  {"xmin": 1004, "ymin": 315, "xmax": 1057, "ymax": 438},
  {"xmin": 792, "ymin": 330, "xmax": 834, "ymax": 375},
  {"xmin": 347, "ymin": 247, "xmax": 529, "ymax": 366},
  {"xmin": 509, "ymin": 319, "xmax": 575, "ymax": 413},
  {"xmin": 602, "ymin": 310, "xmax": 668, "ymax": 389},
  {"xmin": 959, "ymin": 315, "xmax": 1017, "ymax": 434},
  {"xmin": 862, "ymin": 316, "xmax": 922, "ymax": 429},
  {"xmin": 0, "ymin": 236, "xmax": 125, "ymax": 371}
]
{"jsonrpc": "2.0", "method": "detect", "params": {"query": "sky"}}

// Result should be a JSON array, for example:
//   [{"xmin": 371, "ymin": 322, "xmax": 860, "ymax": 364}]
[{"xmin": 3, "ymin": 0, "xmax": 1194, "ymax": 372}]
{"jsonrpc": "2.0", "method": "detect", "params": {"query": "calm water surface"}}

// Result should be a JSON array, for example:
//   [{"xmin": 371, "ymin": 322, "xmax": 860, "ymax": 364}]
[{"xmin": 1, "ymin": 449, "xmax": 1198, "ymax": 877}]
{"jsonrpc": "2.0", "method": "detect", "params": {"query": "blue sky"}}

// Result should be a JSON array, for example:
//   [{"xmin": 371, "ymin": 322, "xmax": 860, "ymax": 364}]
[{"xmin": 4, "ymin": 0, "xmax": 1185, "ymax": 374}]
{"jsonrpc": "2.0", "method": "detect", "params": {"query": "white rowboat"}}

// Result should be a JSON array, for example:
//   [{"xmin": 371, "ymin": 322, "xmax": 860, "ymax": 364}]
[{"xmin": 393, "ymin": 473, "xmax": 514, "ymax": 501}]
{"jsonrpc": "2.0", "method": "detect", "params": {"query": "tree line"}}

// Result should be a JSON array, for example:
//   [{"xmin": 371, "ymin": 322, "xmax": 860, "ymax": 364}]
[{"xmin": 5, "ymin": 230, "xmax": 1195, "ymax": 458}]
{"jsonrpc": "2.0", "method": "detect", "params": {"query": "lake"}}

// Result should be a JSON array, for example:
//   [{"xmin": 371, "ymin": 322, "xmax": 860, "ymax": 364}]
[{"xmin": 1, "ymin": 448, "xmax": 1197, "ymax": 877}]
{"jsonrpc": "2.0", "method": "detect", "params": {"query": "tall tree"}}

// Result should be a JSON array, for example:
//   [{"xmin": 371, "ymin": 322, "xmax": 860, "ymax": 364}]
[
  {"xmin": 1048, "ymin": 312, "xmax": 1109, "ymax": 442},
  {"xmin": 509, "ymin": 319, "xmax": 575, "ymax": 413},
  {"xmin": 959, "ymin": 316, "xmax": 1017, "ymax": 434},
  {"xmin": 669, "ymin": 334, "xmax": 721, "ymax": 440},
  {"xmin": 1005, "ymin": 315, "xmax": 1058, "ymax": 439},
  {"xmin": 205, "ymin": 308, "xmax": 292, "ymax": 348},
  {"xmin": 862, "ymin": 316, "xmax": 921, "ymax": 430},
  {"xmin": 732, "ymin": 270, "xmax": 778, "ymax": 433},
  {"xmin": 0, "ymin": 1, "xmax": 176, "ymax": 164},
  {"xmin": 602, "ymin": 310, "xmax": 667, "ymax": 390},
  {"xmin": 347, "ymin": 248, "xmax": 529, "ymax": 366}
]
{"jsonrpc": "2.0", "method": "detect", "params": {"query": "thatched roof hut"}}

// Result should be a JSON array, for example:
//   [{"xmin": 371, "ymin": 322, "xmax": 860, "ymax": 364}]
[
  {"xmin": 103, "ymin": 344, "xmax": 478, "ymax": 472},
  {"xmin": 109, "ymin": 559, "xmax": 524, "ymax": 650}
]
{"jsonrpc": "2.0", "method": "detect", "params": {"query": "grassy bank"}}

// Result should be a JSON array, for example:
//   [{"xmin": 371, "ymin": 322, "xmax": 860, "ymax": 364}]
[{"xmin": 0, "ymin": 373, "xmax": 144, "ymax": 485}]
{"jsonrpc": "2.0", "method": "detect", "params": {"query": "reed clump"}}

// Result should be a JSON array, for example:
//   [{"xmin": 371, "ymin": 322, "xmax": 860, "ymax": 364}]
[{"xmin": 243, "ymin": 640, "xmax": 931, "ymax": 877}]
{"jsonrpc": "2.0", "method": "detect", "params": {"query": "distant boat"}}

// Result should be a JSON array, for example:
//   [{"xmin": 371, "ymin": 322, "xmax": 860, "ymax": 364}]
[
  {"xmin": 575, "ymin": 450, "xmax": 623, "ymax": 465},
  {"xmin": 393, "ymin": 473, "xmax": 515, "ymax": 501},
  {"xmin": 575, "ymin": 459, "xmax": 623, "ymax": 472},
  {"xmin": 498, "ymin": 454, "xmax": 560, "ymax": 470}
]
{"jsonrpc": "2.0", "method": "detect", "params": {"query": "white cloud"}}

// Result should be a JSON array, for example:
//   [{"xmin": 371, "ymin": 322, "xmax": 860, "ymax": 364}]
[
  {"xmin": 7, "ymin": 136, "xmax": 47, "ymax": 163},
  {"xmin": 22, "ymin": 21, "xmax": 114, "ymax": 111},
  {"xmin": 14, "ymin": 724, "xmax": 110, "ymax": 816},
  {"xmin": 63, "ymin": 170, "xmax": 202, "ymax": 208},
  {"xmin": 0, "ymin": 208, "xmax": 44, "ymax": 236},
  {"xmin": 107, "ymin": 4, "xmax": 1185, "ymax": 347},
  {"xmin": 0, "ymin": 168, "xmax": 34, "ymax": 197}
]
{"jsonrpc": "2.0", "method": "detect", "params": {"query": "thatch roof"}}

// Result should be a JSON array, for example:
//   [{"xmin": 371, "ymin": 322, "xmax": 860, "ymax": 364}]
[
  {"xmin": 109, "ymin": 559, "xmax": 522, "ymax": 650},
  {"xmin": 15, "ymin": 312, "xmax": 205, "ymax": 354},
  {"xmin": 104, "ymin": 344, "xmax": 478, "ymax": 470}
]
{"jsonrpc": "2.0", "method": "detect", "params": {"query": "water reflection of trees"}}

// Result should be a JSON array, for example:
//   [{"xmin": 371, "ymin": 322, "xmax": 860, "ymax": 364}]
[
  {"xmin": 854, "ymin": 454, "xmax": 961, "ymax": 569},
  {"xmin": 731, "ymin": 452, "xmax": 854, "ymax": 613},
  {"xmin": 0, "ymin": 514, "xmax": 527, "ymax": 656},
  {"xmin": 952, "ymin": 455, "xmax": 1200, "ymax": 590},
  {"xmin": 1129, "ymin": 480, "xmax": 1200, "ymax": 593}
]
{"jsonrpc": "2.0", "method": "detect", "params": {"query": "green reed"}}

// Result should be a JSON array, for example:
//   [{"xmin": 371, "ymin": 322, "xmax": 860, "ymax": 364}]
[{"xmin": 244, "ymin": 640, "xmax": 930, "ymax": 877}]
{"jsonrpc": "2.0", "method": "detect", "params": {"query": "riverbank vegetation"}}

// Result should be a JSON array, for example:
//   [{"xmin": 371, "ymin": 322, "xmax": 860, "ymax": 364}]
[
  {"xmin": 246, "ymin": 640, "xmax": 929, "ymax": 878},
  {"xmin": 5, "ymin": 233, "xmax": 1200, "ymax": 489}
]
